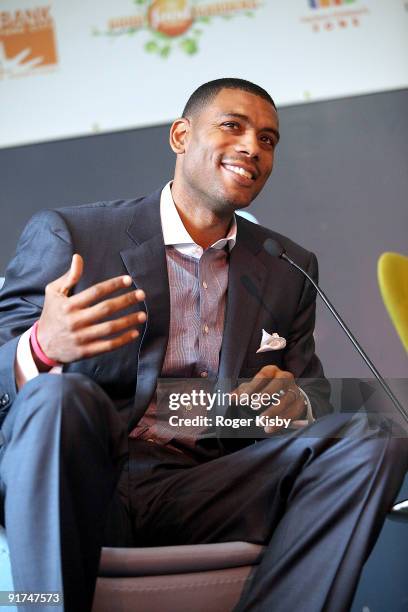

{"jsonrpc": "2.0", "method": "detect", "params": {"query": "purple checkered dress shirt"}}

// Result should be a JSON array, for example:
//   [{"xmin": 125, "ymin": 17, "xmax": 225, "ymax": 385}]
[{"xmin": 129, "ymin": 183, "xmax": 236, "ymax": 451}]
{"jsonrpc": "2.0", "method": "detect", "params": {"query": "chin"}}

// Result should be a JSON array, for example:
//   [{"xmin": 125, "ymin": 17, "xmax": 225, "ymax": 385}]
[
  {"xmin": 226, "ymin": 191, "xmax": 255, "ymax": 210},
  {"xmin": 213, "ymin": 195, "xmax": 249, "ymax": 214},
  {"xmin": 210, "ymin": 184, "xmax": 255, "ymax": 213}
]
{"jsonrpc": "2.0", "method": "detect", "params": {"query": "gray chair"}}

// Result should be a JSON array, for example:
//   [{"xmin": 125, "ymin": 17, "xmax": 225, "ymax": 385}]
[
  {"xmin": 0, "ymin": 526, "xmax": 264, "ymax": 611},
  {"xmin": 93, "ymin": 542, "xmax": 264, "ymax": 612}
]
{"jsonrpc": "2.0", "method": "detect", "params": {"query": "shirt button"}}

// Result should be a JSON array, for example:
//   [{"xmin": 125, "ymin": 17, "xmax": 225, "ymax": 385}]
[
  {"xmin": 200, "ymin": 371, "xmax": 208, "ymax": 378},
  {"xmin": 185, "ymin": 402, "xmax": 193, "ymax": 411},
  {"xmin": 202, "ymin": 281, "xmax": 208, "ymax": 289},
  {"xmin": 203, "ymin": 324, "xmax": 209, "ymax": 334}
]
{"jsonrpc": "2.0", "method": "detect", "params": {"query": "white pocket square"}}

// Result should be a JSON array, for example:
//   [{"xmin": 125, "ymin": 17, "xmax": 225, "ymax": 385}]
[{"xmin": 256, "ymin": 329, "xmax": 286, "ymax": 353}]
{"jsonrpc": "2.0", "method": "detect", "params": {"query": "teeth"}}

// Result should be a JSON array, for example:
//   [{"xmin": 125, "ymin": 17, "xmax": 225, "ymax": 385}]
[{"xmin": 224, "ymin": 164, "xmax": 253, "ymax": 180}]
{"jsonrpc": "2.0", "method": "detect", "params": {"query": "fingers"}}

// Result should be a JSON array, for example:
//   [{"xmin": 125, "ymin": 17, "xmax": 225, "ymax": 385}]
[
  {"xmin": 73, "ymin": 311, "xmax": 146, "ymax": 344},
  {"xmin": 74, "ymin": 328, "xmax": 141, "ymax": 360},
  {"xmin": 51, "ymin": 254, "xmax": 84, "ymax": 296},
  {"xmin": 70, "ymin": 274, "xmax": 139, "ymax": 308},
  {"xmin": 230, "ymin": 365, "xmax": 306, "ymax": 434},
  {"xmin": 66, "ymin": 254, "xmax": 84, "ymax": 294},
  {"xmin": 259, "ymin": 385, "xmax": 302, "ymax": 416},
  {"xmin": 46, "ymin": 254, "xmax": 83, "ymax": 295},
  {"xmin": 39, "ymin": 257, "xmax": 148, "ymax": 363},
  {"xmin": 247, "ymin": 385, "xmax": 298, "ymax": 416},
  {"xmin": 254, "ymin": 366, "xmax": 293, "ymax": 396},
  {"xmin": 262, "ymin": 387, "xmax": 307, "ymax": 434},
  {"xmin": 232, "ymin": 365, "xmax": 293, "ymax": 401},
  {"xmin": 71, "ymin": 289, "xmax": 146, "ymax": 327}
]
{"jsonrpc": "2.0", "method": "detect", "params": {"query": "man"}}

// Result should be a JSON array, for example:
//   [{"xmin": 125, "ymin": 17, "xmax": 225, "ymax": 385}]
[{"xmin": 0, "ymin": 78, "xmax": 406, "ymax": 612}]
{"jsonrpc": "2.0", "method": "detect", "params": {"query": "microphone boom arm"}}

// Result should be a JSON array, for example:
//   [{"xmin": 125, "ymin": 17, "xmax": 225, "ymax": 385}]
[{"xmin": 280, "ymin": 250, "xmax": 408, "ymax": 424}]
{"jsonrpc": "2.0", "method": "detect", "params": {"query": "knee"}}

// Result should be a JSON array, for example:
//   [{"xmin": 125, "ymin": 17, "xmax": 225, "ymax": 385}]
[
  {"xmin": 18, "ymin": 371, "xmax": 92, "ymax": 395},
  {"xmin": 373, "ymin": 423, "xmax": 408, "ymax": 470},
  {"xmin": 14, "ymin": 373, "xmax": 115, "ymax": 434},
  {"xmin": 343, "ymin": 413, "xmax": 408, "ymax": 474},
  {"xmin": 17, "ymin": 372, "xmax": 99, "ymax": 407}
]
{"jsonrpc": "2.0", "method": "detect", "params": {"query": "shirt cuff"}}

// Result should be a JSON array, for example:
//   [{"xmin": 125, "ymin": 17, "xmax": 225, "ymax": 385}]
[
  {"xmin": 290, "ymin": 387, "xmax": 315, "ymax": 429},
  {"xmin": 15, "ymin": 326, "xmax": 63, "ymax": 389}
]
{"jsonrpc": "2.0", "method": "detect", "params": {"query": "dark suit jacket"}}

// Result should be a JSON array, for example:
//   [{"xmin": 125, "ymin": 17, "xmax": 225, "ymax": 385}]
[{"xmin": 0, "ymin": 187, "xmax": 331, "ymax": 431}]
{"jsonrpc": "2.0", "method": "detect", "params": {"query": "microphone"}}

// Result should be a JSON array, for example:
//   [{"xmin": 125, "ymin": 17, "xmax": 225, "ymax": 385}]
[{"xmin": 263, "ymin": 238, "xmax": 408, "ymax": 424}]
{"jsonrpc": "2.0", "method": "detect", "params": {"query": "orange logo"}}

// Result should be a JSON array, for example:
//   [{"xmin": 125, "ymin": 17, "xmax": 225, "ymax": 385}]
[
  {"xmin": 147, "ymin": 0, "xmax": 194, "ymax": 37},
  {"xmin": 95, "ymin": 1, "xmax": 261, "ymax": 58},
  {"xmin": 0, "ymin": 6, "xmax": 58, "ymax": 78}
]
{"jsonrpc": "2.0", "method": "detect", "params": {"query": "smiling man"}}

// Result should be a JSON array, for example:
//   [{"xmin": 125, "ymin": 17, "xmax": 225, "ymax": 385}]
[
  {"xmin": 0, "ymin": 78, "xmax": 407, "ymax": 612},
  {"xmin": 168, "ymin": 86, "xmax": 279, "ymax": 252}
]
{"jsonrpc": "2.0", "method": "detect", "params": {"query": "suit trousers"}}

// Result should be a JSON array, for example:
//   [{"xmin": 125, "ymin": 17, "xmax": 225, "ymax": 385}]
[
  {"xmin": 0, "ymin": 373, "xmax": 128, "ymax": 612},
  {"xmin": 1, "ymin": 373, "xmax": 407, "ymax": 612}
]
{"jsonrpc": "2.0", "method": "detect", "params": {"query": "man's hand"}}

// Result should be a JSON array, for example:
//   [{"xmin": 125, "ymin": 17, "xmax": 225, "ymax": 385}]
[
  {"xmin": 233, "ymin": 365, "xmax": 307, "ymax": 434},
  {"xmin": 34, "ymin": 254, "xmax": 146, "ymax": 367}
]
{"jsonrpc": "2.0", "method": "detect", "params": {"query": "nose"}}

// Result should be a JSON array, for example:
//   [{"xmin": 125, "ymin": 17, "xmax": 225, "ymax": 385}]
[{"xmin": 234, "ymin": 129, "xmax": 260, "ymax": 160}]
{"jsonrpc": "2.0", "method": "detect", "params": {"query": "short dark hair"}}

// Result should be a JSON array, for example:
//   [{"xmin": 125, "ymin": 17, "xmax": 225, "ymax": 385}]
[{"xmin": 181, "ymin": 78, "xmax": 276, "ymax": 119}]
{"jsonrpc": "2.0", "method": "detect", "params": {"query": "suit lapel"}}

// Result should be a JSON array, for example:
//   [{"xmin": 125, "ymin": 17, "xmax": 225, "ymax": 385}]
[
  {"xmin": 119, "ymin": 196, "xmax": 275, "ymax": 427},
  {"xmin": 218, "ymin": 218, "xmax": 269, "ymax": 387},
  {"xmin": 120, "ymin": 189, "xmax": 170, "ymax": 428}
]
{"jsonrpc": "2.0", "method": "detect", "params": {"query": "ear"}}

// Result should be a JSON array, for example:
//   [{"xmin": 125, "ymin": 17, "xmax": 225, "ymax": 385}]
[{"xmin": 169, "ymin": 117, "xmax": 190, "ymax": 154}]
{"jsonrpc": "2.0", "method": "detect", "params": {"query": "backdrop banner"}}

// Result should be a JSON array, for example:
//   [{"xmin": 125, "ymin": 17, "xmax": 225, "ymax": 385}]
[{"xmin": 1, "ymin": 0, "xmax": 407, "ymax": 148}]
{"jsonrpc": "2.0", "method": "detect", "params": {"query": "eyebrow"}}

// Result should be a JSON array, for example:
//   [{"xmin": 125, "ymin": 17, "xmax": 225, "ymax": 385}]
[{"xmin": 219, "ymin": 112, "xmax": 280, "ymax": 143}]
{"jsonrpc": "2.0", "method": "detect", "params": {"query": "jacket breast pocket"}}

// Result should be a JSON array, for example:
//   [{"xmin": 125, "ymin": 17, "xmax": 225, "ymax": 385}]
[{"xmin": 243, "ymin": 349, "xmax": 284, "ymax": 371}]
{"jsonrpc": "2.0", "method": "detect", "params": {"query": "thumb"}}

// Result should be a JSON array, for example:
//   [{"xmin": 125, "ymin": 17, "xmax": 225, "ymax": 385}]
[{"xmin": 57, "ymin": 254, "xmax": 84, "ymax": 296}]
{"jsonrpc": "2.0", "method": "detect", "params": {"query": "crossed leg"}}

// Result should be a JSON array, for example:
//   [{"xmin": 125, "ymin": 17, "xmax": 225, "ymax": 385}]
[{"xmin": 121, "ymin": 413, "xmax": 408, "ymax": 612}]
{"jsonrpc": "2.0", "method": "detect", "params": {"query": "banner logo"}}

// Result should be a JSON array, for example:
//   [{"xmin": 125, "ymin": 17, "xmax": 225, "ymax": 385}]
[
  {"xmin": 301, "ymin": 0, "xmax": 368, "ymax": 32},
  {"xmin": 0, "ymin": 6, "xmax": 58, "ymax": 79},
  {"xmin": 94, "ymin": 1, "xmax": 261, "ymax": 58},
  {"xmin": 308, "ymin": 0, "xmax": 356, "ymax": 7},
  {"xmin": 148, "ymin": 1, "xmax": 194, "ymax": 37}
]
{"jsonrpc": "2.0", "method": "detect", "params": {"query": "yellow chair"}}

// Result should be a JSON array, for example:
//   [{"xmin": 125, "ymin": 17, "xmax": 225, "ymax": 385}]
[
  {"xmin": 378, "ymin": 252, "xmax": 408, "ymax": 353},
  {"xmin": 378, "ymin": 251, "xmax": 408, "ymax": 521}
]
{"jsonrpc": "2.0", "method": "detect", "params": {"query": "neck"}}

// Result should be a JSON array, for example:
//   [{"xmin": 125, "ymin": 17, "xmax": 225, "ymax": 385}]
[{"xmin": 171, "ymin": 181, "xmax": 234, "ymax": 249}]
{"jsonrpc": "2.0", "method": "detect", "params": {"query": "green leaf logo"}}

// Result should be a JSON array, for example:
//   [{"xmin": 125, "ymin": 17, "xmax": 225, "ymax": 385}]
[{"xmin": 93, "ymin": 1, "xmax": 261, "ymax": 58}]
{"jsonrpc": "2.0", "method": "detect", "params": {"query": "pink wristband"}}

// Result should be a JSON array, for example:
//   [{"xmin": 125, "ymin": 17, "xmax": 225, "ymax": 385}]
[{"xmin": 30, "ymin": 321, "xmax": 61, "ymax": 368}]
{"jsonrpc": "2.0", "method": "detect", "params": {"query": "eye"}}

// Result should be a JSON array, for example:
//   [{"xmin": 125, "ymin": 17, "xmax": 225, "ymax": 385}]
[
  {"xmin": 260, "ymin": 135, "xmax": 276, "ymax": 147},
  {"xmin": 222, "ymin": 121, "xmax": 240, "ymax": 129}
]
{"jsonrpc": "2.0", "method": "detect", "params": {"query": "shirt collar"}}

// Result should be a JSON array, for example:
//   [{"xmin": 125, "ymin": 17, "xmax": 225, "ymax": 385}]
[{"xmin": 160, "ymin": 181, "xmax": 237, "ymax": 259}]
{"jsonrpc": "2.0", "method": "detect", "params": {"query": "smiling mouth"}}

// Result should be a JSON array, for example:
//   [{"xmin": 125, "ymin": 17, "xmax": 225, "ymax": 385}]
[{"xmin": 221, "ymin": 163, "xmax": 257, "ymax": 183}]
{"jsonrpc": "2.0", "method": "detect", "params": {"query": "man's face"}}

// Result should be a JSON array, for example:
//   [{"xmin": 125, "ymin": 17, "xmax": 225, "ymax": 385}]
[{"xmin": 176, "ymin": 88, "xmax": 279, "ymax": 212}]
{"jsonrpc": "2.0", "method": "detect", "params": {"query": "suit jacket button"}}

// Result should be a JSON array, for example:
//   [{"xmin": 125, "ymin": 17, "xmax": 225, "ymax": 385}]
[{"xmin": 0, "ymin": 393, "xmax": 10, "ymax": 407}]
